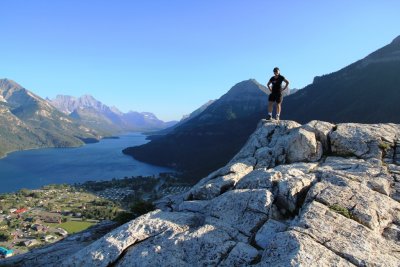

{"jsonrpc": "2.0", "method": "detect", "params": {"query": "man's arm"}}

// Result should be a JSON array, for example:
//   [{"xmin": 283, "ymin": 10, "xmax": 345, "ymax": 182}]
[
  {"xmin": 282, "ymin": 78, "xmax": 290, "ymax": 91},
  {"xmin": 267, "ymin": 81, "xmax": 272, "ymax": 92}
]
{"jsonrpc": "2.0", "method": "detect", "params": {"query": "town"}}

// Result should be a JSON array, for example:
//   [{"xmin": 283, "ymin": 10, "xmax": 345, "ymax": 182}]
[{"xmin": 0, "ymin": 173, "xmax": 192, "ymax": 258}]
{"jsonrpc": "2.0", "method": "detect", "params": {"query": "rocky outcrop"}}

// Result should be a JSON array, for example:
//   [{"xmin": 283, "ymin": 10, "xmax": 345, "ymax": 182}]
[{"xmin": 3, "ymin": 120, "xmax": 400, "ymax": 266}]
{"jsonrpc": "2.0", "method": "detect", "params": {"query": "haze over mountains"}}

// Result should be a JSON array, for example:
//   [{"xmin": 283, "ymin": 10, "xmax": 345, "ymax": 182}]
[
  {"xmin": 126, "ymin": 35, "xmax": 400, "ymax": 181},
  {"xmin": 49, "ymin": 95, "xmax": 176, "ymax": 135}
]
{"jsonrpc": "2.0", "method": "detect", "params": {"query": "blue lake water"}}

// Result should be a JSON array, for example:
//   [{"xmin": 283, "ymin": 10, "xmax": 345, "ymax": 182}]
[{"xmin": 0, "ymin": 133, "xmax": 172, "ymax": 193}]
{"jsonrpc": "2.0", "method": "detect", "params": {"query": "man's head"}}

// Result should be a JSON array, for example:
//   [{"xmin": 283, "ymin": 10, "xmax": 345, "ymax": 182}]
[{"xmin": 273, "ymin": 67, "xmax": 280, "ymax": 75}]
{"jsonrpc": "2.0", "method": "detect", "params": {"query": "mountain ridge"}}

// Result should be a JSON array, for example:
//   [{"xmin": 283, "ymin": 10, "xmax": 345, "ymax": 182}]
[
  {"xmin": 49, "ymin": 94, "xmax": 177, "ymax": 134},
  {"xmin": 284, "ymin": 35, "xmax": 400, "ymax": 124},
  {"xmin": 0, "ymin": 79, "xmax": 100, "ymax": 158}
]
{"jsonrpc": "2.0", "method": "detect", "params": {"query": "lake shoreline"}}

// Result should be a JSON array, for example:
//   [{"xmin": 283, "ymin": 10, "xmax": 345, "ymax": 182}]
[
  {"xmin": 0, "ymin": 134, "xmax": 126, "ymax": 160},
  {"xmin": 0, "ymin": 133, "xmax": 173, "ymax": 194}
]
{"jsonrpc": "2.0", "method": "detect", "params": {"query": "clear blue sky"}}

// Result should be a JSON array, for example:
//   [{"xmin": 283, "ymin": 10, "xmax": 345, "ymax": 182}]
[{"xmin": 1, "ymin": 0, "xmax": 399, "ymax": 121}]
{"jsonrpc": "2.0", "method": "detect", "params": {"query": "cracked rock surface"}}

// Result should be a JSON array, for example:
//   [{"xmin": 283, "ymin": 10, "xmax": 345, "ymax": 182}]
[{"xmin": 2, "ymin": 120, "xmax": 400, "ymax": 267}]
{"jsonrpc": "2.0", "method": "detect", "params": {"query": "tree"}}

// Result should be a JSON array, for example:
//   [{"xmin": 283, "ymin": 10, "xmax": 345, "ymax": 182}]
[
  {"xmin": 0, "ymin": 231, "xmax": 12, "ymax": 241},
  {"xmin": 130, "ymin": 200, "xmax": 155, "ymax": 217},
  {"xmin": 113, "ymin": 212, "xmax": 135, "ymax": 225},
  {"xmin": 18, "ymin": 188, "xmax": 31, "ymax": 197}
]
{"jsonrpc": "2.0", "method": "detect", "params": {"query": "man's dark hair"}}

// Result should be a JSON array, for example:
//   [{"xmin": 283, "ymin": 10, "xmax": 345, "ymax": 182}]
[{"xmin": 273, "ymin": 67, "xmax": 279, "ymax": 72}]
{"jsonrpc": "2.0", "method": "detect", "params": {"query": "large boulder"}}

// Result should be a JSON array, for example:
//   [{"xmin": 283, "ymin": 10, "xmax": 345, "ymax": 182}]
[
  {"xmin": 329, "ymin": 123, "xmax": 400, "ymax": 160},
  {"xmin": 292, "ymin": 201, "xmax": 400, "ymax": 266}
]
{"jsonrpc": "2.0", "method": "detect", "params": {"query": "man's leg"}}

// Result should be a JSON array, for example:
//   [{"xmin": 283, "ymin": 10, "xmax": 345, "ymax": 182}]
[
  {"xmin": 275, "ymin": 104, "xmax": 281, "ymax": 120},
  {"xmin": 276, "ymin": 95, "xmax": 283, "ymax": 120},
  {"xmin": 268, "ymin": 101, "xmax": 274, "ymax": 119},
  {"xmin": 276, "ymin": 103, "xmax": 281, "ymax": 115},
  {"xmin": 268, "ymin": 101, "xmax": 274, "ymax": 114}
]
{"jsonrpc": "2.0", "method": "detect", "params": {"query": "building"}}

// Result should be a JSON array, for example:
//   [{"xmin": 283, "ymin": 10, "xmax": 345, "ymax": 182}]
[
  {"xmin": 39, "ymin": 213, "xmax": 62, "ymax": 224},
  {"xmin": 0, "ymin": 247, "xmax": 14, "ymax": 258},
  {"xmin": 14, "ymin": 208, "xmax": 28, "ymax": 214},
  {"xmin": 23, "ymin": 239, "xmax": 39, "ymax": 247},
  {"xmin": 43, "ymin": 235, "xmax": 57, "ymax": 242},
  {"xmin": 31, "ymin": 224, "xmax": 47, "ymax": 233},
  {"xmin": 56, "ymin": 228, "xmax": 68, "ymax": 237}
]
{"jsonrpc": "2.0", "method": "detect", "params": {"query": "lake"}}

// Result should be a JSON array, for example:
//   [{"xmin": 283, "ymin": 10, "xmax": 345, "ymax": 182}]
[{"xmin": 0, "ymin": 133, "xmax": 172, "ymax": 193}]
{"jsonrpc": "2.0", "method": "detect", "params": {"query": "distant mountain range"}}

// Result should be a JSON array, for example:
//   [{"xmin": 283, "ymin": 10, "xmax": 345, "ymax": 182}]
[
  {"xmin": 0, "ymin": 80, "xmax": 177, "ymax": 158},
  {"xmin": 125, "ymin": 35, "xmax": 400, "ymax": 182},
  {"xmin": 0, "ymin": 79, "xmax": 99, "ymax": 158},
  {"xmin": 49, "ymin": 95, "xmax": 177, "ymax": 135}
]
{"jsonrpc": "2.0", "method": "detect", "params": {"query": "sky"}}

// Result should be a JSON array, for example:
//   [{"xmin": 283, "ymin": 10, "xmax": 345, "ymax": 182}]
[{"xmin": 1, "ymin": 1, "xmax": 399, "ymax": 121}]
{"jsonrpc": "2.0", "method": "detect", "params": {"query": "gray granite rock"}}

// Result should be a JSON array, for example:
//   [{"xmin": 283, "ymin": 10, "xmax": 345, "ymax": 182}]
[
  {"xmin": 292, "ymin": 201, "xmax": 400, "ymax": 266},
  {"xmin": 276, "ymin": 172, "xmax": 317, "ymax": 213},
  {"xmin": 186, "ymin": 161, "xmax": 255, "ymax": 200},
  {"xmin": 205, "ymin": 189, "xmax": 273, "ymax": 236},
  {"xmin": 218, "ymin": 242, "xmax": 259, "ymax": 267},
  {"xmin": 286, "ymin": 127, "xmax": 323, "ymax": 163},
  {"xmin": 177, "ymin": 200, "xmax": 210, "ymax": 213},
  {"xmin": 235, "ymin": 168, "xmax": 281, "ymax": 190},
  {"xmin": 61, "ymin": 210, "xmax": 202, "ymax": 267},
  {"xmin": 114, "ymin": 222, "xmax": 240, "ymax": 267},
  {"xmin": 253, "ymin": 124, "xmax": 322, "ymax": 169},
  {"xmin": 329, "ymin": 123, "xmax": 400, "ymax": 160},
  {"xmin": 307, "ymin": 171, "xmax": 400, "ymax": 232},
  {"xmin": 230, "ymin": 120, "xmax": 301, "ymax": 163},
  {"xmin": 302, "ymin": 120, "xmax": 335, "ymax": 152},
  {"xmin": 255, "ymin": 219, "xmax": 287, "ymax": 249},
  {"xmin": 258, "ymin": 230, "xmax": 354, "ymax": 266}
]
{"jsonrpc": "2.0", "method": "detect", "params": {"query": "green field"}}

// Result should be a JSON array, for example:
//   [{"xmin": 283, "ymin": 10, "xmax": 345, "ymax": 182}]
[
  {"xmin": 60, "ymin": 221, "xmax": 95, "ymax": 234},
  {"xmin": 47, "ymin": 221, "xmax": 95, "ymax": 234}
]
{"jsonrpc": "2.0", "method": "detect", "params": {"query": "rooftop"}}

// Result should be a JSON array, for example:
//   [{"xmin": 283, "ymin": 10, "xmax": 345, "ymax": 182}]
[{"xmin": 0, "ymin": 247, "xmax": 14, "ymax": 254}]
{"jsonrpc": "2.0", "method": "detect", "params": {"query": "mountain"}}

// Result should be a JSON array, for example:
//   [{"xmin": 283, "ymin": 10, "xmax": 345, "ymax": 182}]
[
  {"xmin": 4, "ymin": 120, "xmax": 400, "ymax": 266},
  {"xmin": 179, "ymin": 100, "xmax": 215, "ymax": 124},
  {"xmin": 126, "ymin": 35, "xmax": 400, "ymax": 181},
  {"xmin": 48, "ymin": 94, "xmax": 115, "ymax": 115},
  {"xmin": 148, "ymin": 99, "xmax": 215, "ymax": 137},
  {"xmin": 121, "ymin": 111, "xmax": 176, "ymax": 131},
  {"xmin": 49, "ymin": 95, "xmax": 177, "ymax": 134},
  {"xmin": 283, "ymin": 35, "xmax": 400, "ymax": 123},
  {"xmin": 0, "ymin": 79, "xmax": 99, "ymax": 158},
  {"xmin": 123, "ymin": 79, "xmax": 270, "ymax": 181},
  {"xmin": 286, "ymin": 88, "xmax": 299, "ymax": 95},
  {"xmin": 53, "ymin": 94, "xmax": 126, "ymax": 134}
]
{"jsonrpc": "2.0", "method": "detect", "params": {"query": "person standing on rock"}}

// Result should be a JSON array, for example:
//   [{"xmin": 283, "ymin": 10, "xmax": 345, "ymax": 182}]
[{"xmin": 267, "ymin": 67, "xmax": 289, "ymax": 121}]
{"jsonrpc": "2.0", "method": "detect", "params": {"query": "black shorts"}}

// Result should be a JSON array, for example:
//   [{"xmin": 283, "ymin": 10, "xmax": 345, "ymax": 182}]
[{"xmin": 268, "ymin": 93, "xmax": 283, "ymax": 103}]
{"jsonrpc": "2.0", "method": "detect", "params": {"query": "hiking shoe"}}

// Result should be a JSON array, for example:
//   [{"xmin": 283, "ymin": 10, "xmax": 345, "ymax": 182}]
[
  {"xmin": 276, "ymin": 115, "xmax": 280, "ymax": 121},
  {"xmin": 267, "ymin": 114, "xmax": 272, "ymax": 120}
]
